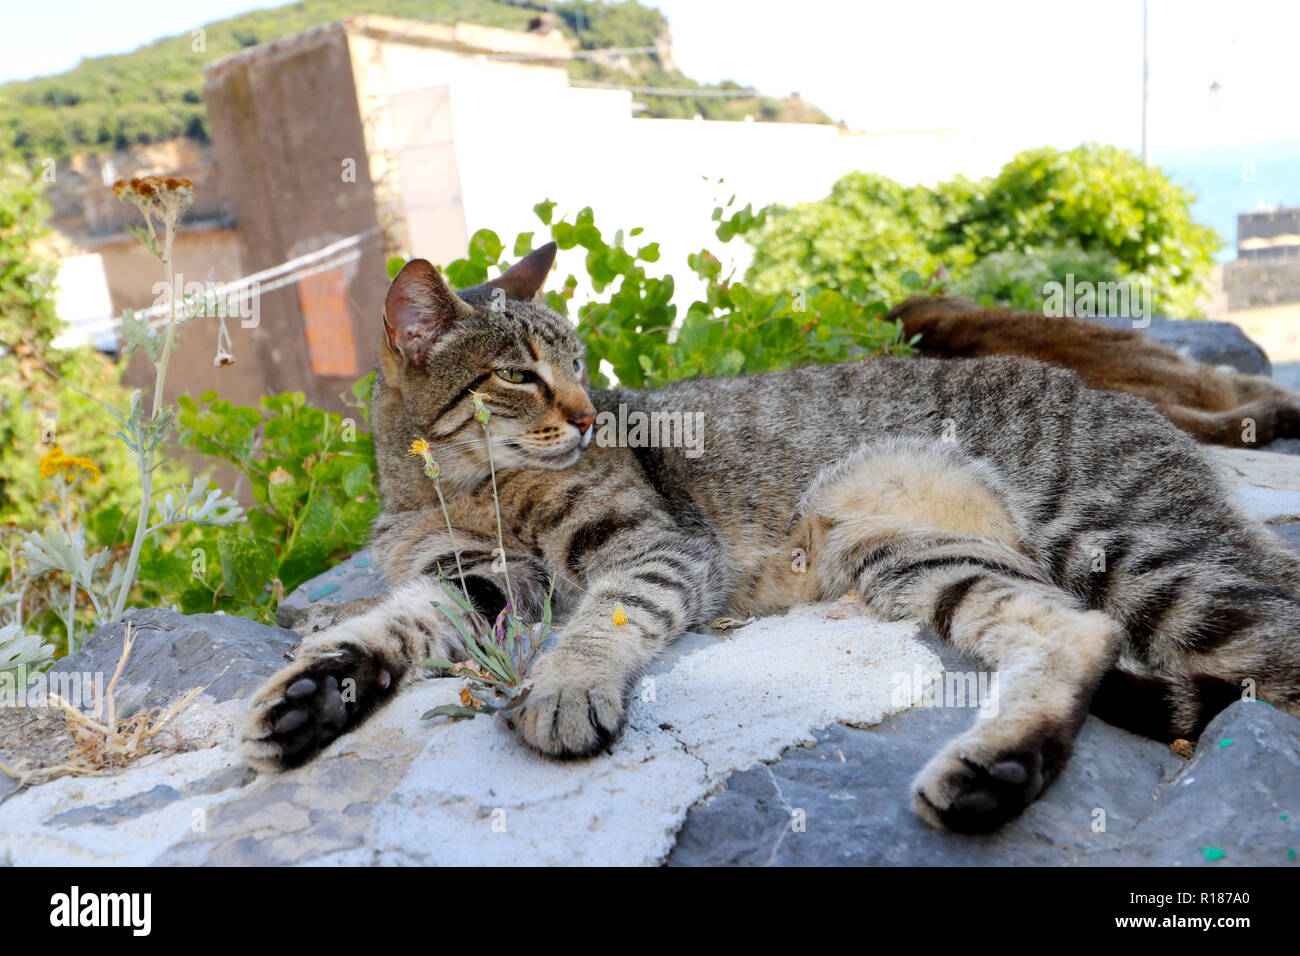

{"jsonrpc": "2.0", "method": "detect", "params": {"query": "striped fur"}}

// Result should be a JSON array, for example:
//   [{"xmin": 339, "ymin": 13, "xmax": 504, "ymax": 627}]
[{"xmin": 240, "ymin": 248, "xmax": 1300, "ymax": 833}]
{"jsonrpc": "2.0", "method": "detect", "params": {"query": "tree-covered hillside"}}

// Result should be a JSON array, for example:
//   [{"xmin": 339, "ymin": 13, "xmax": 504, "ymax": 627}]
[{"xmin": 0, "ymin": 0, "xmax": 833, "ymax": 161}]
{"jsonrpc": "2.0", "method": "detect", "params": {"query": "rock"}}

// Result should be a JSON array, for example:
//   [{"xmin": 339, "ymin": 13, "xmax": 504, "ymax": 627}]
[
  {"xmin": 0, "ymin": 605, "xmax": 936, "ymax": 865},
  {"xmin": 1090, "ymin": 315, "xmax": 1273, "ymax": 377},
  {"xmin": 55, "ymin": 607, "xmax": 299, "ymax": 715},
  {"xmin": 0, "ymin": 608, "xmax": 299, "ymax": 777},
  {"xmin": 1270, "ymin": 520, "xmax": 1300, "ymax": 555},
  {"xmin": 1207, "ymin": 447, "xmax": 1300, "ymax": 523},
  {"xmin": 1110, "ymin": 700, "xmax": 1300, "ymax": 866},
  {"xmin": 275, "ymin": 549, "xmax": 387, "ymax": 633},
  {"xmin": 668, "ymin": 638, "xmax": 1300, "ymax": 866}
]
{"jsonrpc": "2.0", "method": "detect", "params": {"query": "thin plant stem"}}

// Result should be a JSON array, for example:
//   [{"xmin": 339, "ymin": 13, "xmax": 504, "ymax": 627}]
[
  {"xmin": 431, "ymin": 480, "xmax": 471, "ymax": 606},
  {"xmin": 110, "ymin": 213, "xmax": 178, "ymax": 622},
  {"xmin": 59, "ymin": 484, "xmax": 76, "ymax": 654},
  {"xmin": 478, "ymin": 418, "xmax": 515, "ymax": 610}
]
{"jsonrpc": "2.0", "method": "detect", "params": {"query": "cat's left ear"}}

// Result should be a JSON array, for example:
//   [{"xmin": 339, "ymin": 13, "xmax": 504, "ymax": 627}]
[{"xmin": 481, "ymin": 241, "xmax": 557, "ymax": 302}]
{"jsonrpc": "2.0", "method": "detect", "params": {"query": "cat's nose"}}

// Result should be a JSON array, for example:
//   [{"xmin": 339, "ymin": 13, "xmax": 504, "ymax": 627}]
[{"xmin": 569, "ymin": 411, "xmax": 596, "ymax": 433}]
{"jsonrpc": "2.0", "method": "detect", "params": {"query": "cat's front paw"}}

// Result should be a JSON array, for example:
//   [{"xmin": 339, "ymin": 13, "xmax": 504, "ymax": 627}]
[
  {"xmin": 911, "ymin": 729, "xmax": 1068, "ymax": 834},
  {"xmin": 509, "ymin": 653, "xmax": 631, "ymax": 759},
  {"xmin": 239, "ymin": 642, "xmax": 404, "ymax": 772}
]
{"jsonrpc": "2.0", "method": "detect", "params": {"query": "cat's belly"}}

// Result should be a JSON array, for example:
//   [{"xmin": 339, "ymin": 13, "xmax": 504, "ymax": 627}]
[{"xmin": 719, "ymin": 512, "xmax": 828, "ymax": 617}]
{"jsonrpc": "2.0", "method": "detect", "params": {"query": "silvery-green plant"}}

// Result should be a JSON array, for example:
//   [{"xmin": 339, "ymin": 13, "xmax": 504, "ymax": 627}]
[
  {"xmin": 12, "ymin": 176, "xmax": 241, "ymax": 655},
  {"xmin": 0, "ymin": 623, "xmax": 54, "ymax": 673}
]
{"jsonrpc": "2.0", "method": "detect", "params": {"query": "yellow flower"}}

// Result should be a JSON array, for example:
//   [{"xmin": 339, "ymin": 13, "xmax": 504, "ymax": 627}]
[
  {"xmin": 409, "ymin": 438, "xmax": 430, "ymax": 458},
  {"xmin": 65, "ymin": 455, "xmax": 100, "ymax": 483},
  {"xmin": 612, "ymin": 603, "xmax": 628, "ymax": 626},
  {"xmin": 38, "ymin": 446, "xmax": 65, "ymax": 480},
  {"xmin": 38, "ymin": 446, "xmax": 100, "ymax": 484}
]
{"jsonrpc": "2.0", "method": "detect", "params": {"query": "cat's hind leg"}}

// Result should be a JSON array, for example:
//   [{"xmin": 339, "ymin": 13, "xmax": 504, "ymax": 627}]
[{"xmin": 805, "ymin": 439, "xmax": 1122, "ymax": 833}]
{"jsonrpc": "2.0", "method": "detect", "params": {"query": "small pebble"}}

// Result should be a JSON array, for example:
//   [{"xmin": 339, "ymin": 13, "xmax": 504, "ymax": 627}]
[{"xmin": 1200, "ymin": 846, "xmax": 1227, "ymax": 862}]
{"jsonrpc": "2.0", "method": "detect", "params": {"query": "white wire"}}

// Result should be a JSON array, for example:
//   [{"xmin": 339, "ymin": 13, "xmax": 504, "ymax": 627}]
[{"xmin": 66, "ymin": 227, "xmax": 383, "ymax": 340}]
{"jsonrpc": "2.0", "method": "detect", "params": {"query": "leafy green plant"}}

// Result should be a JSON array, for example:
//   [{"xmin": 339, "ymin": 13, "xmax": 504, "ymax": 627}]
[
  {"xmin": 747, "ymin": 144, "xmax": 1223, "ymax": 318},
  {"xmin": 160, "ymin": 379, "xmax": 381, "ymax": 620},
  {"xmin": 949, "ymin": 243, "xmax": 1127, "ymax": 313},
  {"xmin": 746, "ymin": 172, "xmax": 957, "ymax": 306},
  {"xmin": 430, "ymin": 195, "xmax": 913, "ymax": 392},
  {"xmin": 947, "ymin": 144, "xmax": 1222, "ymax": 317},
  {"xmin": 0, "ymin": 157, "xmax": 144, "ymax": 636},
  {"xmin": 420, "ymin": 581, "xmax": 554, "ymax": 721},
  {"xmin": 10, "ymin": 175, "xmax": 242, "ymax": 655}
]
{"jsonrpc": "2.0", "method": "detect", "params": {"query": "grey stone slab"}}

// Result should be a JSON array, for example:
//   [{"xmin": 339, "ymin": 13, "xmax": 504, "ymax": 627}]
[
  {"xmin": 44, "ymin": 784, "xmax": 182, "ymax": 828},
  {"xmin": 668, "ymin": 633, "xmax": 1300, "ymax": 867},
  {"xmin": 275, "ymin": 548, "xmax": 387, "ymax": 633},
  {"xmin": 1271, "ymin": 521, "xmax": 1300, "ymax": 554},
  {"xmin": 45, "ymin": 607, "xmax": 301, "ymax": 717},
  {"xmin": 1089, "ymin": 315, "xmax": 1272, "ymax": 376}
]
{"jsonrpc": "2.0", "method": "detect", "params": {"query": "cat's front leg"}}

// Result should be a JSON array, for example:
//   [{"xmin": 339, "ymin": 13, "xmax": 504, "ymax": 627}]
[
  {"xmin": 510, "ymin": 621, "xmax": 643, "ymax": 758},
  {"xmin": 511, "ymin": 536, "xmax": 716, "ymax": 758},
  {"xmin": 239, "ymin": 578, "xmax": 466, "ymax": 771}
]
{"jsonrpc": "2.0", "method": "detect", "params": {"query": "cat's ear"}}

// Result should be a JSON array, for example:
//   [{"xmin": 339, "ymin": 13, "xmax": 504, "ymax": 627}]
[
  {"xmin": 481, "ymin": 241, "xmax": 557, "ymax": 302},
  {"xmin": 382, "ymin": 259, "xmax": 472, "ymax": 365}
]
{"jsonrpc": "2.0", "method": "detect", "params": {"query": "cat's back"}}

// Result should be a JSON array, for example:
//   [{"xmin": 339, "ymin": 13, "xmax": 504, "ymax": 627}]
[{"xmin": 594, "ymin": 352, "xmax": 1115, "ymax": 500}]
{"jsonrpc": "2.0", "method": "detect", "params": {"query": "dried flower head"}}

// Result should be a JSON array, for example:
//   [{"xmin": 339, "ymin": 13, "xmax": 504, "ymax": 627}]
[
  {"xmin": 612, "ymin": 603, "xmax": 628, "ymax": 626},
  {"xmin": 111, "ymin": 175, "xmax": 195, "ymax": 246}
]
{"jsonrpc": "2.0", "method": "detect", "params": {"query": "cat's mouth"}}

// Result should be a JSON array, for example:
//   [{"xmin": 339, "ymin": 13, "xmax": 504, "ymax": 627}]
[
  {"xmin": 505, "ymin": 437, "xmax": 584, "ymax": 468},
  {"xmin": 523, "ymin": 444, "xmax": 583, "ymax": 467}
]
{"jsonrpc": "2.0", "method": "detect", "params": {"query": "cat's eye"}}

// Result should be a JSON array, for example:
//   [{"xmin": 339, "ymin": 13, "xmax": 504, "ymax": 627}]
[
  {"xmin": 573, "ymin": 358, "xmax": 583, "ymax": 374},
  {"xmin": 496, "ymin": 368, "xmax": 531, "ymax": 384}
]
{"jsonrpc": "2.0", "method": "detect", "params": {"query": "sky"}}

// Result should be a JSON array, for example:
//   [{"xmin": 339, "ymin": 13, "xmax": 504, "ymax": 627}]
[{"xmin": 1, "ymin": 0, "xmax": 1298, "ymax": 154}]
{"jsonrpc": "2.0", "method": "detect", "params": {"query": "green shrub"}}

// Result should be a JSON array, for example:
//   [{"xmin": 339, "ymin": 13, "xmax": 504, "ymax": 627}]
[
  {"xmin": 746, "ymin": 172, "xmax": 951, "ymax": 306},
  {"xmin": 747, "ymin": 144, "xmax": 1223, "ymax": 318},
  {"xmin": 156, "ymin": 381, "xmax": 381, "ymax": 621},
  {"xmin": 433, "ymin": 196, "xmax": 913, "ymax": 392},
  {"xmin": 950, "ymin": 243, "xmax": 1127, "ymax": 313},
  {"xmin": 948, "ymin": 144, "xmax": 1222, "ymax": 317}
]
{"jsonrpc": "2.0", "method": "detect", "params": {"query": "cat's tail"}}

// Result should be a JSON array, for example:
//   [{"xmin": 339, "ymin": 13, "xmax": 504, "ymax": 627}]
[{"xmin": 1088, "ymin": 667, "xmax": 1244, "ymax": 741}]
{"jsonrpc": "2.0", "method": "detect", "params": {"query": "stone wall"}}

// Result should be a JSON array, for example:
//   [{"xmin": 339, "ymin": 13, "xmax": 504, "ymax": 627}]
[{"xmin": 1224, "ymin": 256, "xmax": 1300, "ymax": 309}]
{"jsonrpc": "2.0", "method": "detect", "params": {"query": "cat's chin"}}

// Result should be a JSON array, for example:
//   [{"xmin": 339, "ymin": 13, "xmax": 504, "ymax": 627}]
[{"xmin": 523, "ymin": 447, "xmax": 583, "ymax": 470}]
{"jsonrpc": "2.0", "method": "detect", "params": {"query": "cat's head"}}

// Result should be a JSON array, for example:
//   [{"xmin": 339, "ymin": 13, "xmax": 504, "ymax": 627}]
[{"xmin": 374, "ymin": 242, "xmax": 597, "ymax": 496}]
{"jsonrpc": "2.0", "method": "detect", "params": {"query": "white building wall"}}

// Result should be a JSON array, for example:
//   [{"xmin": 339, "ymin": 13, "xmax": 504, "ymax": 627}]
[{"xmin": 355, "ymin": 30, "xmax": 1010, "ymax": 310}]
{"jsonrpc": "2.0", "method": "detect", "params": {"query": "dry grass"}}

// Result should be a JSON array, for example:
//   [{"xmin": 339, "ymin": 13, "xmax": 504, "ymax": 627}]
[{"xmin": 0, "ymin": 623, "xmax": 203, "ymax": 796}]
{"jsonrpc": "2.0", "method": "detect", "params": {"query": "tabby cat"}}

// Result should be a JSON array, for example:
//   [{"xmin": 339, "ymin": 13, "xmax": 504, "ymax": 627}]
[
  {"xmin": 890, "ymin": 296, "xmax": 1300, "ymax": 448},
  {"xmin": 240, "ymin": 244, "xmax": 1300, "ymax": 834}
]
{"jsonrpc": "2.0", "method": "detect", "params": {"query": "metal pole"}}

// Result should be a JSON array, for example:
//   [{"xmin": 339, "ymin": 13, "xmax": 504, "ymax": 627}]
[{"xmin": 1141, "ymin": 0, "xmax": 1150, "ymax": 164}]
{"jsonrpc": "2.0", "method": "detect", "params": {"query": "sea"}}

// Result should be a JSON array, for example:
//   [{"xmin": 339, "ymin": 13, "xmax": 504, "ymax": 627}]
[{"xmin": 1155, "ymin": 137, "xmax": 1300, "ymax": 263}]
